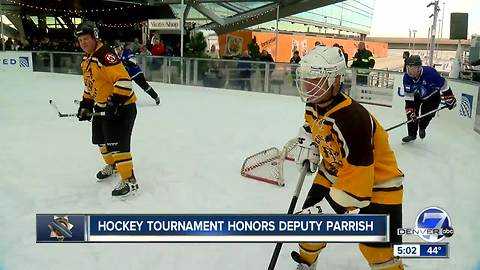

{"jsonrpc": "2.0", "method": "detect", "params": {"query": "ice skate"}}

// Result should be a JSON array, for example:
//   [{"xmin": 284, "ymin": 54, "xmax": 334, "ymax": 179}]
[
  {"xmin": 419, "ymin": 129, "xmax": 426, "ymax": 139},
  {"xmin": 291, "ymin": 251, "xmax": 317, "ymax": 270},
  {"xmin": 96, "ymin": 164, "xmax": 116, "ymax": 181},
  {"xmin": 112, "ymin": 173, "xmax": 139, "ymax": 199},
  {"xmin": 401, "ymin": 135, "xmax": 416, "ymax": 143}
]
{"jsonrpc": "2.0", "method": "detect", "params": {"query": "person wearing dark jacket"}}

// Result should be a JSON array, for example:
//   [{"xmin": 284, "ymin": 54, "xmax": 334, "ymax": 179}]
[
  {"xmin": 402, "ymin": 51, "xmax": 410, "ymax": 73},
  {"xmin": 238, "ymin": 50, "xmax": 252, "ymax": 91},
  {"xmin": 260, "ymin": 49, "xmax": 274, "ymax": 84},
  {"xmin": 260, "ymin": 49, "xmax": 274, "ymax": 62},
  {"xmin": 351, "ymin": 42, "xmax": 375, "ymax": 85},
  {"xmin": 333, "ymin": 43, "xmax": 348, "ymax": 66},
  {"xmin": 290, "ymin": 51, "xmax": 301, "ymax": 86},
  {"xmin": 290, "ymin": 51, "xmax": 301, "ymax": 64}
]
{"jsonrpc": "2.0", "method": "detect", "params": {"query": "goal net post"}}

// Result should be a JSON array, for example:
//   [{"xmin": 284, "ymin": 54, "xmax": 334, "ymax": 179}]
[{"xmin": 240, "ymin": 138, "xmax": 298, "ymax": 186}]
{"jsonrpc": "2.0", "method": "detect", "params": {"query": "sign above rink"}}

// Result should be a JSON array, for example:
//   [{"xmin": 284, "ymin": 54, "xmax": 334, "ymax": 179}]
[
  {"xmin": 148, "ymin": 19, "xmax": 181, "ymax": 30},
  {"xmin": 0, "ymin": 51, "xmax": 33, "ymax": 72}
]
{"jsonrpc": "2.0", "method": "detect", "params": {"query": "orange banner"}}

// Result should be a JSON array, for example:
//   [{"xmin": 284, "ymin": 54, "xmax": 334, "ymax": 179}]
[{"xmin": 218, "ymin": 31, "xmax": 388, "ymax": 63}]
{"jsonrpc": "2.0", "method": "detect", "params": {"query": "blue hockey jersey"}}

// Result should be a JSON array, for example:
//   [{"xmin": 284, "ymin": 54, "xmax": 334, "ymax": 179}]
[
  {"xmin": 403, "ymin": 66, "xmax": 446, "ymax": 100},
  {"xmin": 119, "ymin": 49, "xmax": 142, "ymax": 79}
]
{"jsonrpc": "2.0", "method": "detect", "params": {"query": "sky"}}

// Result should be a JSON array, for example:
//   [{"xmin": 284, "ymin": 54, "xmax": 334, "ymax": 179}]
[{"xmin": 369, "ymin": 0, "xmax": 479, "ymax": 38}]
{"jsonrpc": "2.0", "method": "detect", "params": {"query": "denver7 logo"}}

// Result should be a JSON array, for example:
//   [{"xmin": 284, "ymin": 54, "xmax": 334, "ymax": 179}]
[{"xmin": 416, "ymin": 207, "xmax": 453, "ymax": 242}]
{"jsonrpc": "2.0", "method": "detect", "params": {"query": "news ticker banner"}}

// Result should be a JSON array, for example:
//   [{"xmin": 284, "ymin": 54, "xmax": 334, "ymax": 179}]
[
  {"xmin": 394, "ymin": 243, "xmax": 449, "ymax": 258},
  {"xmin": 37, "ymin": 214, "xmax": 388, "ymax": 243}
]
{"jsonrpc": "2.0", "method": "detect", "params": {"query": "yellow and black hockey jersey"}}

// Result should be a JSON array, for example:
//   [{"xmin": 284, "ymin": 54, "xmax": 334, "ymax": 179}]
[
  {"xmin": 80, "ymin": 42, "xmax": 136, "ymax": 107},
  {"xmin": 304, "ymin": 93, "xmax": 403, "ymax": 209}
]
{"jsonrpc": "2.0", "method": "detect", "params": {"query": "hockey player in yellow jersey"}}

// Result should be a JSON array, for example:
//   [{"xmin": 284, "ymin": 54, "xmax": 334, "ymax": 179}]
[
  {"xmin": 75, "ymin": 21, "xmax": 139, "ymax": 198},
  {"xmin": 291, "ymin": 46, "xmax": 404, "ymax": 270}
]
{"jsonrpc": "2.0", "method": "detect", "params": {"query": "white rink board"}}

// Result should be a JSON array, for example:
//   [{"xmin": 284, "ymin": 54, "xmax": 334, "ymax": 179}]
[{"xmin": 0, "ymin": 51, "xmax": 33, "ymax": 72}]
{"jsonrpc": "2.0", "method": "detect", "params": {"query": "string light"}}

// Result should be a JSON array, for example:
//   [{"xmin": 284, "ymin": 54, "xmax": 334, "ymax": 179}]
[
  {"xmin": 207, "ymin": 5, "xmax": 277, "ymax": 31},
  {"xmin": 97, "ymin": 22, "xmax": 144, "ymax": 28},
  {"xmin": 2, "ymin": 11, "xmax": 144, "ymax": 29},
  {"xmin": 4, "ymin": 0, "xmax": 142, "ymax": 14}
]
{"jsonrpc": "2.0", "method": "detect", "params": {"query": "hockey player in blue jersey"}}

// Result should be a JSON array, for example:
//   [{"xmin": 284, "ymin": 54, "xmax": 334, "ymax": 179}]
[
  {"xmin": 114, "ymin": 42, "xmax": 160, "ymax": 105},
  {"xmin": 401, "ymin": 55, "xmax": 456, "ymax": 143}
]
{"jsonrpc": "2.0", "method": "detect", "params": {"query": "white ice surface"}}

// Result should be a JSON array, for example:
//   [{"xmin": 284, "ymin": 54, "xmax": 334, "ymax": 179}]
[{"xmin": 0, "ymin": 72, "xmax": 479, "ymax": 270}]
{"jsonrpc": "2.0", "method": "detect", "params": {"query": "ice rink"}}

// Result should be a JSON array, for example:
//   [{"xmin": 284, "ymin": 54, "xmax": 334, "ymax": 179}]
[{"xmin": 0, "ymin": 72, "xmax": 479, "ymax": 270}]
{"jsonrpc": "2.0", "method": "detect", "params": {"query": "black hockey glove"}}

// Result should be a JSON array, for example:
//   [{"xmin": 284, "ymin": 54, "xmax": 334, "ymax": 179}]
[
  {"xmin": 441, "ymin": 89, "xmax": 457, "ymax": 110},
  {"xmin": 105, "ymin": 100, "xmax": 119, "ymax": 120},
  {"xmin": 77, "ymin": 99, "xmax": 94, "ymax": 121}
]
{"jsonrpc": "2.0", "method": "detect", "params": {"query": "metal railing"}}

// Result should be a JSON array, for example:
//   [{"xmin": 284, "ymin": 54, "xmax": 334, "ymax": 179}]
[
  {"xmin": 31, "ymin": 51, "xmax": 401, "ymax": 106},
  {"xmin": 25, "ymin": 51, "xmax": 480, "ymax": 134}
]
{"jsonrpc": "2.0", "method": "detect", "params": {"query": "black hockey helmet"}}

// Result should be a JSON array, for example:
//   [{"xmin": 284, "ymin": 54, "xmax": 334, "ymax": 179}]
[
  {"xmin": 405, "ymin": 55, "xmax": 422, "ymax": 66},
  {"xmin": 75, "ymin": 21, "xmax": 99, "ymax": 39}
]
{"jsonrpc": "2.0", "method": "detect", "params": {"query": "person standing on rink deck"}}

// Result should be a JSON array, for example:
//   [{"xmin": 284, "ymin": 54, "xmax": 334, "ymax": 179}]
[
  {"xmin": 75, "ymin": 21, "xmax": 139, "ymax": 199},
  {"xmin": 114, "ymin": 41, "xmax": 160, "ymax": 105},
  {"xmin": 292, "ymin": 46, "xmax": 405, "ymax": 270},
  {"xmin": 401, "ymin": 55, "xmax": 457, "ymax": 143}
]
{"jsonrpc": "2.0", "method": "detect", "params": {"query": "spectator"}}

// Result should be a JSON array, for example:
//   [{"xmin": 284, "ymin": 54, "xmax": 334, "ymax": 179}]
[
  {"xmin": 260, "ymin": 49, "xmax": 274, "ymax": 86},
  {"xmin": 260, "ymin": 49, "xmax": 274, "ymax": 62},
  {"xmin": 238, "ymin": 50, "xmax": 252, "ymax": 91},
  {"xmin": 51, "ymin": 39, "xmax": 61, "ymax": 51},
  {"xmin": 131, "ymin": 37, "xmax": 141, "ymax": 54},
  {"xmin": 351, "ymin": 41, "xmax": 375, "ymax": 85},
  {"xmin": 38, "ymin": 37, "xmax": 51, "ymax": 51},
  {"xmin": 290, "ymin": 50, "xmax": 301, "ymax": 86},
  {"xmin": 340, "ymin": 46, "xmax": 348, "ymax": 65},
  {"xmin": 402, "ymin": 51, "xmax": 410, "ymax": 72},
  {"xmin": 164, "ymin": 42, "xmax": 174, "ymax": 56},
  {"xmin": 13, "ymin": 40, "xmax": 22, "ymax": 51},
  {"xmin": 138, "ymin": 44, "xmax": 152, "ymax": 56},
  {"xmin": 207, "ymin": 44, "xmax": 219, "ymax": 59},
  {"xmin": 333, "ymin": 43, "xmax": 348, "ymax": 66},
  {"xmin": 5, "ymin": 38, "xmax": 13, "ymax": 50},
  {"xmin": 19, "ymin": 40, "xmax": 32, "ymax": 51},
  {"xmin": 150, "ymin": 38, "xmax": 165, "ymax": 56},
  {"xmin": 290, "ymin": 50, "xmax": 301, "ymax": 64},
  {"xmin": 174, "ymin": 41, "xmax": 181, "ymax": 57}
]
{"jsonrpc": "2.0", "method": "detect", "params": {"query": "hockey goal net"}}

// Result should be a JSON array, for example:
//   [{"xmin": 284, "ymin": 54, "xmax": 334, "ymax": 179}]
[{"xmin": 240, "ymin": 138, "xmax": 298, "ymax": 186}]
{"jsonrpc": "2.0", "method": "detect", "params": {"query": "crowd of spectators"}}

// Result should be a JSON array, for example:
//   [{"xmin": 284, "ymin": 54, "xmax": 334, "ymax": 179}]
[
  {"xmin": 0, "ymin": 34, "xmax": 180, "ymax": 56},
  {"xmin": 1, "ymin": 36, "xmax": 83, "ymax": 52}
]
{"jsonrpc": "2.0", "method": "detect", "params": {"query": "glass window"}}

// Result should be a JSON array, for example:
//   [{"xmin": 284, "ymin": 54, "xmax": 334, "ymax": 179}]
[
  {"xmin": 1, "ymin": 15, "xmax": 16, "ymax": 29},
  {"xmin": 291, "ymin": 0, "xmax": 374, "ymax": 34}
]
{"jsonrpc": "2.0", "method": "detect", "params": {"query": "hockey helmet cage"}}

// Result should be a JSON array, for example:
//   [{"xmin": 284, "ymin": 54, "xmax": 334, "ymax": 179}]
[{"xmin": 295, "ymin": 46, "xmax": 346, "ymax": 103}]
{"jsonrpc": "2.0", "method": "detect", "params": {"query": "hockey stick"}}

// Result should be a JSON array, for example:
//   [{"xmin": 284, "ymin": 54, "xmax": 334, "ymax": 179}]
[
  {"xmin": 267, "ymin": 163, "xmax": 309, "ymax": 270},
  {"xmin": 385, "ymin": 105, "xmax": 448, "ymax": 132},
  {"xmin": 49, "ymin": 99, "xmax": 105, "ymax": 118}
]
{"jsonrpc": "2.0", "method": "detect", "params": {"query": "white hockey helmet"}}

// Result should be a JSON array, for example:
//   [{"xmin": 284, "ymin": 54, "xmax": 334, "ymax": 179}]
[{"xmin": 295, "ymin": 46, "xmax": 346, "ymax": 103}]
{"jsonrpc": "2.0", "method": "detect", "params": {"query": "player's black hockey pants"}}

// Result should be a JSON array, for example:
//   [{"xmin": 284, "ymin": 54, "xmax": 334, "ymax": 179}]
[
  {"xmin": 406, "ymin": 91, "xmax": 441, "ymax": 137},
  {"xmin": 133, "ymin": 73, "xmax": 158, "ymax": 99},
  {"xmin": 92, "ymin": 103, "xmax": 137, "ymax": 179}
]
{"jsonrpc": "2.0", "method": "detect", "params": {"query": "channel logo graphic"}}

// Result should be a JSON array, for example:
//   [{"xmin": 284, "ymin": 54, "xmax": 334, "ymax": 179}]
[
  {"xmin": 397, "ymin": 207, "xmax": 454, "ymax": 243},
  {"xmin": 36, "ymin": 214, "xmax": 86, "ymax": 242},
  {"xmin": 48, "ymin": 215, "xmax": 74, "ymax": 241}
]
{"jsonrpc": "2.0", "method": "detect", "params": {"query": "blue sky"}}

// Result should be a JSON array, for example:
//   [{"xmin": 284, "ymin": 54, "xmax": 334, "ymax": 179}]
[{"xmin": 370, "ymin": 0, "xmax": 479, "ymax": 38}]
